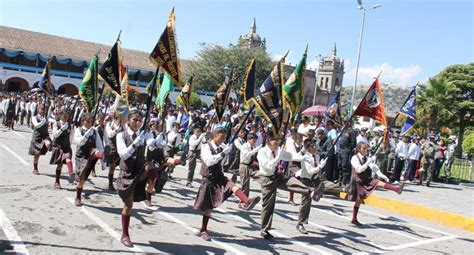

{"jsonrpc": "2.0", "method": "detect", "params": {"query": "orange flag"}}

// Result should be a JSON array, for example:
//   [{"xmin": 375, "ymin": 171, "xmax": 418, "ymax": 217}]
[{"xmin": 353, "ymin": 78, "xmax": 388, "ymax": 127}]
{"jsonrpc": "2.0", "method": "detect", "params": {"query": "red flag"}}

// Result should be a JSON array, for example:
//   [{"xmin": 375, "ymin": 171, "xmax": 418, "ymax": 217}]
[{"xmin": 353, "ymin": 78, "xmax": 388, "ymax": 127}]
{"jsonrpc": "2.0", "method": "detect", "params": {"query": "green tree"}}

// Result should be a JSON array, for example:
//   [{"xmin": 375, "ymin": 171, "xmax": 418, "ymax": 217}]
[
  {"xmin": 186, "ymin": 40, "xmax": 274, "ymax": 94},
  {"xmin": 418, "ymin": 63, "xmax": 474, "ymax": 156},
  {"xmin": 176, "ymin": 92, "xmax": 203, "ymax": 109},
  {"xmin": 462, "ymin": 132, "xmax": 474, "ymax": 157}
]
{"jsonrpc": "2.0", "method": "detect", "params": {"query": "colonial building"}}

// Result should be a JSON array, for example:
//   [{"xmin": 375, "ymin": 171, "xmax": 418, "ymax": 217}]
[
  {"xmin": 239, "ymin": 18, "xmax": 266, "ymax": 50},
  {"xmin": 313, "ymin": 43, "xmax": 344, "ymax": 106}
]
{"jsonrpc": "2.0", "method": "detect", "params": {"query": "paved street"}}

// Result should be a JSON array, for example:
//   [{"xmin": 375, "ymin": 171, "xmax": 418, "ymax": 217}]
[{"xmin": 1, "ymin": 125, "xmax": 473, "ymax": 254}]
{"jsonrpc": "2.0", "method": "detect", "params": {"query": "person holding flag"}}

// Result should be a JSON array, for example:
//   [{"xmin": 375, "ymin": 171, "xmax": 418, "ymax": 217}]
[{"xmin": 28, "ymin": 104, "xmax": 51, "ymax": 175}]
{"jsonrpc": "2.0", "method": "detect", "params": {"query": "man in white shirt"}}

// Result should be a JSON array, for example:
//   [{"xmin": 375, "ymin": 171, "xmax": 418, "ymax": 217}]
[
  {"xmin": 394, "ymin": 134, "xmax": 410, "ymax": 183},
  {"xmin": 165, "ymin": 110, "xmax": 177, "ymax": 132},
  {"xmin": 356, "ymin": 127, "xmax": 369, "ymax": 145},
  {"xmin": 257, "ymin": 133, "xmax": 315, "ymax": 239},
  {"xmin": 297, "ymin": 116, "xmax": 311, "ymax": 136},
  {"xmin": 186, "ymin": 125, "xmax": 206, "ymax": 187},
  {"xmin": 406, "ymin": 135, "xmax": 421, "ymax": 182},
  {"xmin": 238, "ymin": 133, "xmax": 261, "ymax": 197}
]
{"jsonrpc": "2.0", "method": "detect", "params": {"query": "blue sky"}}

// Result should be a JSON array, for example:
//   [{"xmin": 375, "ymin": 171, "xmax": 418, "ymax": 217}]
[{"xmin": 0, "ymin": 0, "xmax": 472, "ymax": 87}]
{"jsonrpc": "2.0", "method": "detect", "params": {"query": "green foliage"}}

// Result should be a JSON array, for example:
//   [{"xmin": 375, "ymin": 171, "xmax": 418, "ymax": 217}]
[
  {"xmin": 186, "ymin": 40, "xmax": 274, "ymax": 93},
  {"xmin": 462, "ymin": 133, "xmax": 474, "ymax": 157},
  {"xmin": 176, "ymin": 92, "xmax": 204, "ymax": 109},
  {"xmin": 417, "ymin": 77, "xmax": 456, "ymax": 130}
]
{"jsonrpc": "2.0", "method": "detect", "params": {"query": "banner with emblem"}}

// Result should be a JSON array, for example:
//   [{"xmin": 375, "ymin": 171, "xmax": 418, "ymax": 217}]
[
  {"xmin": 146, "ymin": 71, "xmax": 160, "ymax": 98},
  {"xmin": 250, "ymin": 55, "xmax": 286, "ymax": 135},
  {"xmin": 120, "ymin": 66, "xmax": 130, "ymax": 102},
  {"xmin": 400, "ymin": 86, "xmax": 416, "ymax": 134},
  {"xmin": 179, "ymin": 76, "xmax": 193, "ymax": 113},
  {"xmin": 79, "ymin": 55, "xmax": 98, "ymax": 112},
  {"xmin": 212, "ymin": 73, "xmax": 234, "ymax": 123},
  {"xmin": 112, "ymin": 95, "xmax": 130, "ymax": 120},
  {"xmin": 149, "ymin": 8, "xmax": 181, "ymax": 86},
  {"xmin": 99, "ymin": 39, "xmax": 123, "ymax": 95},
  {"xmin": 283, "ymin": 45, "xmax": 307, "ymax": 124},
  {"xmin": 353, "ymin": 78, "xmax": 388, "ymax": 127},
  {"xmin": 156, "ymin": 72, "xmax": 174, "ymax": 113},
  {"xmin": 242, "ymin": 59, "xmax": 256, "ymax": 105},
  {"xmin": 38, "ymin": 59, "xmax": 55, "ymax": 96},
  {"xmin": 324, "ymin": 91, "xmax": 342, "ymax": 127}
]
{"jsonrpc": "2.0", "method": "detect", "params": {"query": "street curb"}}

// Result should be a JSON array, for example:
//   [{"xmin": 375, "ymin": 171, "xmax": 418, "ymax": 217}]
[{"xmin": 335, "ymin": 191, "xmax": 474, "ymax": 233}]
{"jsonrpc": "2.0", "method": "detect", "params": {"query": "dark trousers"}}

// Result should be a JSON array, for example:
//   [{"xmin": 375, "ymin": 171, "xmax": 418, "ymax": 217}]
[
  {"xmin": 338, "ymin": 151, "xmax": 352, "ymax": 185},
  {"xmin": 187, "ymin": 150, "xmax": 200, "ymax": 183},
  {"xmin": 434, "ymin": 158, "xmax": 444, "ymax": 181},
  {"xmin": 260, "ymin": 176, "xmax": 311, "ymax": 231},
  {"xmin": 394, "ymin": 157, "xmax": 405, "ymax": 181},
  {"xmin": 325, "ymin": 153, "xmax": 338, "ymax": 181},
  {"xmin": 407, "ymin": 159, "xmax": 418, "ymax": 181}
]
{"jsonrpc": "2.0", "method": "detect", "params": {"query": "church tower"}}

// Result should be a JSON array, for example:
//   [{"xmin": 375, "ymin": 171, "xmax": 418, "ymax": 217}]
[
  {"xmin": 315, "ymin": 43, "xmax": 345, "ymax": 105},
  {"xmin": 239, "ymin": 18, "xmax": 266, "ymax": 50}
]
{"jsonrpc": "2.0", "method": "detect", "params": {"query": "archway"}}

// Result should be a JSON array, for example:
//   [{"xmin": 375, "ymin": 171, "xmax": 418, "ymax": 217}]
[
  {"xmin": 5, "ymin": 77, "xmax": 30, "ymax": 92},
  {"xmin": 58, "ymin": 83, "xmax": 78, "ymax": 96}
]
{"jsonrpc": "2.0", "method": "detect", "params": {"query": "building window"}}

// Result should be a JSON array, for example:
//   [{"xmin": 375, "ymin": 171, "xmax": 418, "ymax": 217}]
[
  {"xmin": 325, "ymin": 77, "xmax": 329, "ymax": 89},
  {"xmin": 320, "ymin": 77, "xmax": 324, "ymax": 88}
]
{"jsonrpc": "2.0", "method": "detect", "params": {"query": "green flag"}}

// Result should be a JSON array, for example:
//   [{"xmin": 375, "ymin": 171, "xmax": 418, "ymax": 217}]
[
  {"xmin": 146, "ymin": 71, "xmax": 160, "ymax": 97},
  {"xmin": 283, "ymin": 45, "xmax": 307, "ymax": 124},
  {"xmin": 79, "ymin": 55, "xmax": 98, "ymax": 112},
  {"xmin": 156, "ymin": 72, "xmax": 173, "ymax": 112}
]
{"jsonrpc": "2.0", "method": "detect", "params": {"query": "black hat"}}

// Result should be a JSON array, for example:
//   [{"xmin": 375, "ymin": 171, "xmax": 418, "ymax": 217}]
[
  {"xmin": 247, "ymin": 132, "xmax": 258, "ymax": 140},
  {"xmin": 304, "ymin": 138, "xmax": 316, "ymax": 148}
]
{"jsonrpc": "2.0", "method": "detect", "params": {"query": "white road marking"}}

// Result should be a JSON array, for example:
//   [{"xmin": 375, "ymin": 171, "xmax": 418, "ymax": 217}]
[
  {"xmin": 408, "ymin": 223, "xmax": 457, "ymax": 237},
  {"xmin": 65, "ymin": 197, "xmax": 145, "ymax": 253},
  {"xmin": 0, "ymin": 209, "xmax": 29, "ymax": 254},
  {"xmin": 12, "ymin": 130, "xmax": 25, "ymax": 138},
  {"xmin": 357, "ymin": 235, "xmax": 458, "ymax": 254},
  {"xmin": 215, "ymin": 207, "xmax": 332, "ymax": 255},
  {"xmin": 157, "ymin": 208, "xmax": 247, "ymax": 255},
  {"xmin": 1, "ymin": 144, "xmax": 30, "ymax": 166}
]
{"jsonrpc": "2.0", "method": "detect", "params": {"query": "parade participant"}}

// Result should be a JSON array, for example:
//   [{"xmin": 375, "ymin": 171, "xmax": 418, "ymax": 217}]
[
  {"xmin": 297, "ymin": 116, "xmax": 311, "ymax": 136},
  {"xmin": 186, "ymin": 125, "xmax": 206, "ymax": 187},
  {"xmin": 165, "ymin": 109, "xmax": 176, "ymax": 132},
  {"xmin": 295, "ymin": 139, "xmax": 328, "ymax": 233},
  {"xmin": 166, "ymin": 122, "xmax": 181, "ymax": 179},
  {"xmin": 256, "ymin": 133, "xmax": 316, "ymax": 239},
  {"xmin": 49, "ymin": 109, "xmax": 75, "ymax": 188},
  {"xmin": 193, "ymin": 127, "xmax": 260, "ymax": 241},
  {"xmin": 394, "ymin": 134, "xmax": 410, "ymax": 183},
  {"xmin": 433, "ymin": 139, "xmax": 447, "ymax": 182},
  {"xmin": 73, "ymin": 113, "xmax": 104, "ymax": 206},
  {"xmin": 29, "ymin": 105, "xmax": 51, "ymax": 175},
  {"xmin": 114, "ymin": 110, "xmax": 159, "ymax": 247},
  {"xmin": 105, "ymin": 115, "xmax": 124, "ymax": 191},
  {"xmin": 286, "ymin": 132, "xmax": 304, "ymax": 206},
  {"xmin": 19, "ymin": 97, "xmax": 26, "ymax": 126},
  {"xmin": 143, "ymin": 118, "xmax": 170, "ymax": 211},
  {"xmin": 356, "ymin": 127, "xmax": 369, "ymax": 144},
  {"xmin": 420, "ymin": 136, "xmax": 437, "ymax": 186},
  {"xmin": 406, "ymin": 135, "xmax": 421, "ymax": 182},
  {"xmin": 238, "ymin": 132, "xmax": 261, "ymax": 197},
  {"xmin": 349, "ymin": 142, "xmax": 403, "ymax": 225},
  {"xmin": 5, "ymin": 93, "xmax": 18, "ymax": 130},
  {"xmin": 444, "ymin": 136, "xmax": 457, "ymax": 178}
]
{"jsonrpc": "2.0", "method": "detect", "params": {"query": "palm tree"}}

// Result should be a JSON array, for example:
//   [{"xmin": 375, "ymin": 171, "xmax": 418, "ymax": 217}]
[{"xmin": 417, "ymin": 77, "xmax": 456, "ymax": 131}]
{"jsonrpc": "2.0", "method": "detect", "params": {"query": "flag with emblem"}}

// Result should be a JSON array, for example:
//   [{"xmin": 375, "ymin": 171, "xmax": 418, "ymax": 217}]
[
  {"xmin": 249, "ymin": 51, "xmax": 288, "ymax": 135},
  {"xmin": 283, "ymin": 45, "xmax": 307, "ymax": 124},
  {"xmin": 149, "ymin": 8, "xmax": 181, "ymax": 86},
  {"xmin": 324, "ymin": 91, "xmax": 342, "ymax": 127},
  {"xmin": 400, "ymin": 86, "xmax": 416, "ymax": 133},
  {"xmin": 179, "ymin": 76, "xmax": 193, "ymax": 113},
  {"xmin": 79, "ymin": 55, "xmax": 99, "ymax": 112},
  {"xmin": 38, "ymin": 59, "xmax": 55, "ymax": 96},
  {"xmin": 112, "ymin": 95, "xmax": 130, "ymax": 120},
  {"xmin": 353, "ymin": 78, "xmax": 388, "ymax": 127},
  {"xmin": 156, "ymin": 72, "xmax": 174, "ymax": 113},
  {"xmin": 212, "ymin": 72, "xmax": 234, "ymax": 122}
]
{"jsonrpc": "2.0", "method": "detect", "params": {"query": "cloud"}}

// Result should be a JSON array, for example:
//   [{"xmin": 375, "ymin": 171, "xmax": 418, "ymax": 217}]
[
  {"xmin": 344, "ymin": 62, "xmax": 423, "ymax": 87},
  {"xmin": 307, "ymin": 59, "xmax": 319, "ymax": 70}
]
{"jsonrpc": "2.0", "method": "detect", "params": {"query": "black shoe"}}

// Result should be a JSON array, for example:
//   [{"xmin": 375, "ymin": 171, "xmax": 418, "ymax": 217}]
[
  {"xmin": 108, "ymin": 184, "xmax": 116, "ymax": 191},
  {"xmin": 186, "ymin": 182, "xmax": 193, "ymax": 188},
  {"xmin": 121, "ymin": 235, "xmax": 133, "ymax": 247},
  {"xmin": 426, "ymin": 181, "xmax": 430, "ymax": 187},
  {"xmin": 242, "ymin": 196, "xmax": 261, "ymax": 210},
  {"xmin": 296, "ymin": 224, "xmax": 308, "ymax": 234},
  {"xmin": 351, "ymin": 219, "xmax": 363, "ymax": 226},
  {"xmin": 260, "ymin": 231, "xmax": 273, "ymax": 240},
  {"xmin": 231, "ymin": 174, "xmax": 238, "ymax": 184}
]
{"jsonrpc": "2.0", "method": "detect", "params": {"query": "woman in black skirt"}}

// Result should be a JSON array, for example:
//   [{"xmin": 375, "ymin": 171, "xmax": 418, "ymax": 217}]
[
  {"xmin": 193, "ymin": 127, "xmax": 260, "ymax": 241},
  {"xmin": 29, "ymin": 105, "xmax": 51, "ymax": 175},
  {"xmin": 49, "ymin": 109, "xmax": 75, "ymax": 188},
  {"xmin": 350, "ymin": 142, "xmax": 404, "ymax": 225}
]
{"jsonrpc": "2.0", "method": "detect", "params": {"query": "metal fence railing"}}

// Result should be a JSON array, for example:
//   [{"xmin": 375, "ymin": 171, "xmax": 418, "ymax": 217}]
[{"xmin": 440, "ymin": 158, "xmax": 473, "ymax": 183}]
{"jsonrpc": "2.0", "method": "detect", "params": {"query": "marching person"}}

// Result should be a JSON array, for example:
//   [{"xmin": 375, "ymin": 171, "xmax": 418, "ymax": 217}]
[
  {"xmin": 238, "ymin": 132, "xmax": 261, "ymax": 197},
  {"xmin": 29, "ymin": 105, "xmax": 51, "ymax": 175},
  {"xmin": 406, "ymin": 135, "xmax": 421, "ymax": 182},
  {"xmin": 186, "ymin": 124, "xmax": 206, "ymax": 187},
  {"xmin": 286, "ymin": 132, "xmax": 305, "ymax": 206},
  {"xmin": 49, "ymin": 109, "xmax": 75, "ymax": 188},
  {"xmin": 419, "ymin": 135, "xmax": 436, "ymax": 186},
  {"xmin": 105, "ymin": 115, "xmax": 125, "ymax": 191},
  {"xmin": 256, "ymin": 133, "xmax": 317, "ymax": 239},
  {"xmin": 166, "ymin": 122, "xmax": 181, "ymax": 179},
  {"xmin": 349, "ymin": 142, "xmax": 403, "ymax": 225},
  {"xmin": 193, "ymin": 127, "xmax": 260, "ymax": 241},
  {"xmin": 394, "ymin": 134, "xmax": 410, "ymax": 183},
  {"xmin": 115, "ymin": 110, "xmax": 164, "ymax": 247},
  {"xmin": 73, "ymin": 113, "xmax": 104, "ymax": 206},
  {"xmin": 5, "ymin": 93, "xmax": 18, "ymax": 130}
]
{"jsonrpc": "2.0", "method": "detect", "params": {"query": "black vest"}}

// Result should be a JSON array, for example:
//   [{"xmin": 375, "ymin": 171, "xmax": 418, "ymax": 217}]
[
  {"xmin": 76, "ymin": 128, "xmax": 96, "ymax": 159},
  {"xmin": 119, "ymin": 130, "xmax": 146, "ymax": 177},
  {"xmin": 199, "ymin": 142, "xmax": 223, "ymax": 178},
  {"xmin": 146, "ymin": 131, "xmax": 165, "ymax": 163},
  {"xmin": 53, "ymin": 122, "xmax": 71, "ymax": 148}
]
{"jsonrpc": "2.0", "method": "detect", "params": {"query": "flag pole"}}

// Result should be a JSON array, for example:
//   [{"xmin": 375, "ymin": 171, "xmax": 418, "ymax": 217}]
[{"xmin": 141, "ymin": 65, "xmax": 160, "ymax": 132}]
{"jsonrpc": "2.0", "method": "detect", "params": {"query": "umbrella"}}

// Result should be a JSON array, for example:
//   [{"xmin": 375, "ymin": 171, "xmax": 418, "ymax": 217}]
[{"xmin": 302, "ymin": 105, "xmax": 327, "ymax": 116}]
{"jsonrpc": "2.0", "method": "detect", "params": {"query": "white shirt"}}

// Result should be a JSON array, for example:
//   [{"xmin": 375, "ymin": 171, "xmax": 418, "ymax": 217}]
[
  {"xmin": 167, "ymin": 130, "xmax": 181, "ymax": 148},
  {"xmin": 31, "ymin": 115, "xmax": 47, "ymax": 129},
  {"xmin": 233, "ymin": 137, "xmax": 245, "ymax": 151},
  {"xmin": 351, "ymin": 153, "xmax": 370, "ymax": 173},
  {"xmin": 165, "ymin": 115, "xmax": 177, "ymax": 132},
  {"xmin": 116, "ymin": 125, "xmax": 152, "ymax": 160},
  {"xmin": 300, "ymin": 152, "xmax": 323, "ymax": 179},
  {"xmin": 240, "ymin": 142, "xmax": 260, "ymax": 165},
  {"xmin": 74, "ymin": 126, "xmax": 104, "ymax": 152},
  {"xmin": 297, "ymin": 123, "xmax": 310, "ymax": 136},
  {"xmin": 189, "ymin": 133, "xmax": 206, "ymax": 151},
  {"xmin": 396, "ymin": 141, "xmax": 409, "ymax": 158},
  {"xmin": 52, "ymin": 120, "xmax": 68, "ymax": 139},
  {"xmin": 408, "ymin": 142, "xmax": 421, "ymax": 160},
  {"xmin": 257, "ymin": 146, "xmax": 292, "ymax": 177},
  {"xmin": 201, "ymin": 140, "xmax": 226, "ymax": 167},
  {"xmin": 356, "ymin": 134, "xmax": 368, "ymax": 145}
]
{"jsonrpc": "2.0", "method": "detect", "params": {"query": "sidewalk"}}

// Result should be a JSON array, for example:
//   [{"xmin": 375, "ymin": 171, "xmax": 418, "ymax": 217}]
[{"xmin": 329, "ymin": 181, "xmax": 474, "ymax": 232}]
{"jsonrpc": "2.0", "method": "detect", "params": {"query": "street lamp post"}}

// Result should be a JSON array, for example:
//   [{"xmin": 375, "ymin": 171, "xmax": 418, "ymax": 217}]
[
  {"xmin": 349, "ymin": 1, "xmax": 382, "ymax": 115},
  {"xmin": 312, "ymin": 54, "xmax": 322, "ymax": 106}
]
